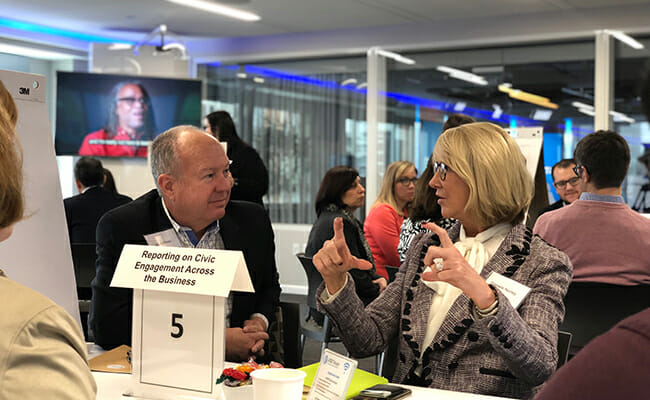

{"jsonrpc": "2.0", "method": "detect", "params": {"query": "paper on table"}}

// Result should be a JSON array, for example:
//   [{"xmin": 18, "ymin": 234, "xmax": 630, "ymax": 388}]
[
  {"xmin": 299, "ymin": 362, "xmax": 388, "ymax": 400},
  {"xmin": 89, "ymin": 344, "xmax": 132, "ymax": 374}
]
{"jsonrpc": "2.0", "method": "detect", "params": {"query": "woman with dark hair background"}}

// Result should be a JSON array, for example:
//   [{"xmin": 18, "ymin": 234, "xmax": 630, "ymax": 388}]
[
  {"xmin": 204, "ymin": 111, "xmax": 269, "ymax": 206},
  {"xmin": 305, "ymin": 166, "xmax": 387, "ymax": 323},
  {"xmin": 101, "ymin": 168, "xmax": 132, "ymax": 203}
]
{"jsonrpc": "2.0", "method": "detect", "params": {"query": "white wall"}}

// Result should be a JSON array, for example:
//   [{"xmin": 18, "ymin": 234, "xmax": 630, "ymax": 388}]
[{"xmin": 272, "ymin": 223, "xmax": 310, "ymax": 295}]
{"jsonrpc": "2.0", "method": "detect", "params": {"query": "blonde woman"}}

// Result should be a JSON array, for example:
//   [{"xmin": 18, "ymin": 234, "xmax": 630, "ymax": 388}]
[
  {"xmin": 312, "ymin": 123, "xmax": 572, "ymax": 398},
  {"xmin": 364, "ymin": 161, "xmax": 417, "ymax": 278},
  {"xmin": 0, "ymin": 82, "xmax": 96, "ymax": 399}
]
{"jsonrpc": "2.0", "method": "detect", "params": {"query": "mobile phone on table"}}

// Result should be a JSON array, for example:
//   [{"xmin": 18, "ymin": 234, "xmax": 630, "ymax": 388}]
[{"xmin": 352, "ymin": 384, "xmax": 412, "ymax": 400}]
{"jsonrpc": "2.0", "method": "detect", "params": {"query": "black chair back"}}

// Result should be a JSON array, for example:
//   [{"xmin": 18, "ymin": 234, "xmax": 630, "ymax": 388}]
[
  {"xmin": 557, "ymin": 330, "xmax": 572, "ymax": 369},
  {"xmin": 297, "ymin": 253, "xmax": 323, "ymax": 309},
  {"xmin": 70, "ymin": 242, "xmax": 97, "ymax": 342},
  {"xmin": 385, "ymin": 265, "xmax": 399, "ymax": 283},
  {"xmin": 560, "ymin": 282, "xmax": 650, "ymax": 350},
  {"xmin": 71, "ymin": 243, "xmax": 97, "ymax": 300}
]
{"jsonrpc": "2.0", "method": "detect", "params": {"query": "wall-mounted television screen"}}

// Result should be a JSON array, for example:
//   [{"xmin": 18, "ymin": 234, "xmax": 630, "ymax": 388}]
[{"xmin": 55, "ymin": 71, "xmax": 201, "ymax": 158}]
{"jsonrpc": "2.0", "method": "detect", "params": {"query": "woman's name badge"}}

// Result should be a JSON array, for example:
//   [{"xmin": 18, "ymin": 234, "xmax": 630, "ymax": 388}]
[{"xmin": 486, "ymin": 272, "xmax": 531, "ymax": 309}]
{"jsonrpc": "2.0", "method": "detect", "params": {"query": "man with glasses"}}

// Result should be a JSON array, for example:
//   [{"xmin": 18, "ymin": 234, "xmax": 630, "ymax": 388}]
[
  {"xmin": 534, "ymin": 130, "xmax": 650, "ymax": 285},
  {"xmin": 79, "ymin": 82, "xmax": 156, "ymax": 157},
  {"xmin": 538, "ymin": 159, "xmax": 582, "ymax": 216}
]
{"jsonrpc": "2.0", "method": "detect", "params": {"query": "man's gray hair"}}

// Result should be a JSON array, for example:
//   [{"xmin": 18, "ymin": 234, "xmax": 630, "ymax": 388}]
[{"xmin": 150, "ymin": 125, "xmax": 197, "ymax": 190}]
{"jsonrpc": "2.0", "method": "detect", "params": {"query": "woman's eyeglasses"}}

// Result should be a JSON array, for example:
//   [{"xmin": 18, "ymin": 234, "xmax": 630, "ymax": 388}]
[
  {"xmin": 117, "ymin": 97, "xmax": 147, "ymax": 106},
  {"xmin": 433, "ymin": 162, "xmax": 450, "ymax": 181},
  {"xmin": 396, "ymin": 177, "xmax": 418, "ymax": 186}
]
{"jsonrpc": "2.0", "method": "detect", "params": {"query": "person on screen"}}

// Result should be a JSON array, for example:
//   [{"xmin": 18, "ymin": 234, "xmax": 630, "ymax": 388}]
[
  {"xmin": 90, "ymin": 125, "xmax": 281, "ymax": 362},
  {"xmin": 78, "ymin": 81, "xmax": 156, "ymax": 157},
  {"xmin": 0, "ymin": 81, "xmax": 96, "ymax": 399}
]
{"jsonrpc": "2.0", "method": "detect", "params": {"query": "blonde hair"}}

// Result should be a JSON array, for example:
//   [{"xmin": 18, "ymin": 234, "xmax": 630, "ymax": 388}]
[
  {"xmin": 373, "ymin": 160, "xmax": 416, "ymax": 216},
  {"xmin": 0, "ymin": 81, "xmax": 24, "ymax": 229},
  {"xmin": 432, "ymin": 122, "xmax": 533, "ymax": 227}
]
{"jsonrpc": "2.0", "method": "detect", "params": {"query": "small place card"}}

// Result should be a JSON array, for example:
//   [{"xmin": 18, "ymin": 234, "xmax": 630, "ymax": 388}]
[
  {"xmin": 307, "ymin": 349, "xmax": 358, "ymax": 400},
  {"xmin": 486, "ymin": 272, "xmax": 531, "ymax": 309}
]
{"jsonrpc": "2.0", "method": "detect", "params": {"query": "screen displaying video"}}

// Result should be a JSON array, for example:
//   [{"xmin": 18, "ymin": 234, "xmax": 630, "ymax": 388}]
[{"xmin": 55, "ymin": 71, "xmax": 201, "ymax": 158}]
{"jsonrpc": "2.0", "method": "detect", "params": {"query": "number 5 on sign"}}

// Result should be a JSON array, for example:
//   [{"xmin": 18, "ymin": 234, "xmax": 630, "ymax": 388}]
[
  {"xmin": 171, "ymin": 313, "xmax": 183, "ymax": 338},
  {"xmin": 133, "ymin": 291, "xmax": 223, "ymax": 394},
  {"xmin": 111, "ymin": 245, "xmax": 254, "ymax": 399}
]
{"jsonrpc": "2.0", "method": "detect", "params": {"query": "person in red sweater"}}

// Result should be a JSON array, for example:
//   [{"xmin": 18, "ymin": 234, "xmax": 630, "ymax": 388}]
[{"xmin": 364, "ymin": 161, "xmax": 416, "ymax": 279}]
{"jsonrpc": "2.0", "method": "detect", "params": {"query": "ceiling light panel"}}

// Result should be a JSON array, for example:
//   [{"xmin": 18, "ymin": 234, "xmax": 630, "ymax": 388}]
[{"xmin": 165, "ymin": 0, "xmax": 261, "ymax": 21}]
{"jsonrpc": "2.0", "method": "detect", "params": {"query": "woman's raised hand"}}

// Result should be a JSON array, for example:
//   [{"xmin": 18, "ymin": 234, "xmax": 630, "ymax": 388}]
[
  {"xmin": 312, "ymin": 217, "xmax": 372, "ymax": 294},
  {"xmin": 421, "ymin": 222, "xmax": 495, "ymax": 309}
]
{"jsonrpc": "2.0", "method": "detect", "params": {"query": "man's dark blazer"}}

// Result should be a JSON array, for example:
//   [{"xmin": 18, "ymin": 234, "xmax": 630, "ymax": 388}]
[
  {"xmin": 538, "ymin": 199, "xmax": 567, "ymax": 218},
  {"xmin": 63, "ymin": 186, "xmax": 132, "ymax": 243},
  {"xmin": 90, "ymin": 189, "xmax": 281, "ymax": 350}
]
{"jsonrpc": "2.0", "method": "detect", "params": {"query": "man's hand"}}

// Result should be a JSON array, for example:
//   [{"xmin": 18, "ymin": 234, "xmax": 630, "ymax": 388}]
[
  {"xmin": 225, "ymin": 327, "xmax": 269, "ymax": 362},
  {"xmin": 312, "ymin": 217, "xmax": 372, "ymax": 294},
  {"xmin": 243, "ymin": 317, "xmax": 267, "ymax": 332}
]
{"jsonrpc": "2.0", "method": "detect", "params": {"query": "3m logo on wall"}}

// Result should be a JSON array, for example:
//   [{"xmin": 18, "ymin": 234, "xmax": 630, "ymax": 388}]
[{"xmin": 18, "ymin": 87, "xmax": 30, "ymax": 95}]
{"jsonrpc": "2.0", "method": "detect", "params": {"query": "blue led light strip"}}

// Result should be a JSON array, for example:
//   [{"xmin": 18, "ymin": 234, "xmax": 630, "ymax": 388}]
[
  {"xmin": 0, "ymin": 17, "xmax": 132, "ymax": 44},
  {"xmin": 238, "ymin": 64, "xmax": 584, "ymax": 130}
]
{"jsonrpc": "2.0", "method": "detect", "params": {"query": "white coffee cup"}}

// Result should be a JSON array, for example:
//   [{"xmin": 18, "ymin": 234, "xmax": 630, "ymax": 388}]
[{"xmin": 250, "ymin": 368, "xmax": 307, "ymax": 400}]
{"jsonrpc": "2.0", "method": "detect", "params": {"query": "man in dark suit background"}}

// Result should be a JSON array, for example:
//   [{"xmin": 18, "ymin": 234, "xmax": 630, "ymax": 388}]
[
  {"xmin": 63, "ymin": 157, "xmax": 131, "ymax": 243},
  {"xmin": 538, "ymin": 158, "xmax": 582, "ymax": 217},
  {"xmin": 90, "ymin": 126, "xmax": 281, "ymax": 361}
]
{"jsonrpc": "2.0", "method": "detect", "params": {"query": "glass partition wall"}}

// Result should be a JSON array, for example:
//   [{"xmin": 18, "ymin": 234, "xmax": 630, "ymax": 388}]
[
  {"xmin": 198, "ymin": 34, "xmax": 650, "ymax": 223},
  {"xmin": 614, "ymin": 36, "xmax": 650, "ymax": 210},
  {"xmin": 375, "ymin": 40, "xmax": 597, "ymax": 206},
  {"xmin": 198, "ymin": 58, "xmax": 368, "ymax": 224}
]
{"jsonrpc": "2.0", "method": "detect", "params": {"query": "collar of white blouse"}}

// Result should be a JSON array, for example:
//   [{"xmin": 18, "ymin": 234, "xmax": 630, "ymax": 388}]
[{"xmin": 422, "ymin": 222, "xmax": 512, "ymax": 295}]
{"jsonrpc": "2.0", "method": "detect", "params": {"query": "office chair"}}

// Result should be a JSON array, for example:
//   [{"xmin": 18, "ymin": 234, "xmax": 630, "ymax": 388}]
[
  {"xmin": 557, "ymin": 330, "xmax": 572, "ymax": 369},
  {"xmin": 560, "ymin": 282, "xmax": 650, "ymax": 354},
  {"xmin": 70, "ymin": 242, "xmax": 97, "ymax": 341}
]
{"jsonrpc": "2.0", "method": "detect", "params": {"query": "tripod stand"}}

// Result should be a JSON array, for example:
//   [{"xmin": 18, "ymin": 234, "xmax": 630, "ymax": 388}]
[{"xmin": 632, "ymin": 183, "xmax": 650, "ymax": 212}]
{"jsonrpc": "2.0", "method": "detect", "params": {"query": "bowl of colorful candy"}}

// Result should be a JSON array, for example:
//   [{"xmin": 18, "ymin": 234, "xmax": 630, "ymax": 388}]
[{"xmin": 216, "ymin": 359, "xmax": 284, "ymax": 387}]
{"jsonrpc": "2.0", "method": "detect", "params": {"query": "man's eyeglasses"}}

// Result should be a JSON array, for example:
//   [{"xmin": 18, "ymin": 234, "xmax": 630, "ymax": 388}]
[
  {"xmin": 117, "ymin": 97, "xmax": 147, "ymax": 106},
  {"xmin": 433, "ymin": 162, "xmax": 450, "ymax": 181},
  {"xmin": 396, "ymin": 177, "xmax": 418, "ymax": 186},
  {"xmin": 554, "ymin": 177, "xmax": 580, "ymax": 189},
  {"xmin": 573, "ymin": 164, "xmax": 587, "ymax": 177}
]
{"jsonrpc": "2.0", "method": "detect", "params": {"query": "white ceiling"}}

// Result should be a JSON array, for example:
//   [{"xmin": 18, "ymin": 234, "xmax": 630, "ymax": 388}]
[{"xmin": 2, "ymin": 0, "xmax": 650, "ymax": 42}]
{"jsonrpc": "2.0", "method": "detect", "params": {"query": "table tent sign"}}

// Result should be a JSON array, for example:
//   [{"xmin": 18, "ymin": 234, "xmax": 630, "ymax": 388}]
[{"xmin": 111, "ymin": 244, "xmax": 254, "ymax": 399}]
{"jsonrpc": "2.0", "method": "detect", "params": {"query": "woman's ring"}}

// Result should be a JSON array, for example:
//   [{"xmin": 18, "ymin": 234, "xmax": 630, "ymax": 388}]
[{"xmin": 433, "ymin": 258, "xmax": 444, "ymax": 272}]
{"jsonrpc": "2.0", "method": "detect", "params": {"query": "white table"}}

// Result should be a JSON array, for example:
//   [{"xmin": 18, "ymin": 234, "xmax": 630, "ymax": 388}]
[{"xmin": 92, "ymin": 370, "xmax": 511, "ymax": 400}]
